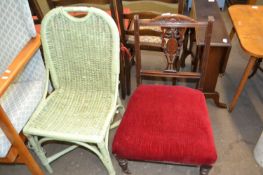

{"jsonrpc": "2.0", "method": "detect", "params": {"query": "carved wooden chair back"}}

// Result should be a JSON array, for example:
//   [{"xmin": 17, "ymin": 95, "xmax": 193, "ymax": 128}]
[
  {"xmin": 134, "ymin": 14, "xmax": 214, "ymax": 90},
  {"xmin": 114, "ymin": 0, "xmax": 185, "ymax": 98}
]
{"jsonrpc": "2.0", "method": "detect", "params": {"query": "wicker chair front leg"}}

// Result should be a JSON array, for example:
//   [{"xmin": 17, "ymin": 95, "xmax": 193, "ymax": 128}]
[
  {"xmin": 117, "ymin": 95, "xmax": 125, "ymax": 116},
  {"xmin": 111, "ymin": 96, "xmax": 125, "ymax": 129},
  {"xmin": 27, "ymin": 135, "xmax": 53, "ymax": 173},
  {"xmin": 98, "ymin": 142, "xmax": 116, "ymax": 175}
]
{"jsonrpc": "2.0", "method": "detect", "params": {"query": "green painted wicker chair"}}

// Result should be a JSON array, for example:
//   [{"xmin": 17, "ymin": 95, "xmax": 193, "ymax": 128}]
[{"xmin": 23, "ymin": 7, "xmax": 123, "ymax": 175}]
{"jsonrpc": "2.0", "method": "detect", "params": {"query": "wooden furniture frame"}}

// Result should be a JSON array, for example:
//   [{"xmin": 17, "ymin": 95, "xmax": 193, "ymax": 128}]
[
  {"xmin": 0, "ymin": 35, "xmax": 44, "ymax": 175},
  {"xmin": 228, "ymin": 5, "xmax": 263, "ymax": 112},
  {"xmin": 191, "ymin": 0, "xmax": 231, "ymax": 108},
  {"xmin": 114, "ymin": 14, "xmax": 216, "ymax": 175},
  {"xmin": 115, "ymin": 0, "xmax": 184, "ymax": 96}
]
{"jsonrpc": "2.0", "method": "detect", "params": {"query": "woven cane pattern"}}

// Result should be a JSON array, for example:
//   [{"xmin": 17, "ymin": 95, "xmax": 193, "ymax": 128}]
[
  {"xmin": 0, "ymin": 0, "xmax": 46, "ymax": 157},
  {"xmin": 24, "ymin": 8, "xmax": 120, "ymax": 143},
  {"xmin": 128, "ymin": 35, "xmax": 162, "ymax": 45},
  {"xmin": 127, "ymin": 25, "xmax": 162, "ymax": 45}
]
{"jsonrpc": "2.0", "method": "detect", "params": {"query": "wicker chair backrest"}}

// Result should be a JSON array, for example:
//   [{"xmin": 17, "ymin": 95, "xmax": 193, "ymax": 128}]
[{"xmin": 41, "ymin": 7, "xmax": 120, "ymax": 93}]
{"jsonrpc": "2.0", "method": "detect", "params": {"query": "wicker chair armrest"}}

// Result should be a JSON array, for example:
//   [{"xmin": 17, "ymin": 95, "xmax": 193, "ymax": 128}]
[{"xmin": 0, "ymin": 34, "xmax": 41, "ymax": 97}]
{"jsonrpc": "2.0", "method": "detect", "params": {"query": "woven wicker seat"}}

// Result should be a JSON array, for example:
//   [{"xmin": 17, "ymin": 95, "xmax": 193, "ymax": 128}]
[
  {"xmin": 23, "ymin": 7, "xmax": 123, "ymax": 175},
  {"xmin": 25, "ymin": 90, "xmax": 117, "ymax": 142}
]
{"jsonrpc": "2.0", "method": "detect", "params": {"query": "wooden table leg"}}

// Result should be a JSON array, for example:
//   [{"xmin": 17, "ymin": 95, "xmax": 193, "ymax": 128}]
[
  {"xmin": 228, "ymin": 56, "xmax": 257, "ymax": 112},
  {"xmin": 248, "ymin": 59, "xmax": 262, "ymax": 79},
  {"xmin": 229, "ymin": 27, "xmax": 235, "ymax": 42}
]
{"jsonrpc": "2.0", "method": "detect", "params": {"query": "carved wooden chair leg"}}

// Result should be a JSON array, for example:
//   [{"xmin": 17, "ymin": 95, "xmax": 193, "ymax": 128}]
[
  {"xmin": 200, "ymin": 165, "xmax": 212, "ymax": 175},
  {"xmin": 115, "ymin": 156, "xmax": 131, "ymax": 174},
  {"xmin": 229, "ymin": 27, "xmax": 236, "ymax": 42}
]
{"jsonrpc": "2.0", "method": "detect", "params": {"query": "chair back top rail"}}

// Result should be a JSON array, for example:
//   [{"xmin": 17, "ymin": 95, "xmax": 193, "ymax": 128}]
[
  {"xmin": 47, "ymin": 0, "xmax": 112, "ymax": 8},
  {"xmin": 47, "ymin": 0, "xmax": 117, "ymax": 26},
  {"xmin": 138, "ymin": 14, "xmax": 208, "ymax": 28}
]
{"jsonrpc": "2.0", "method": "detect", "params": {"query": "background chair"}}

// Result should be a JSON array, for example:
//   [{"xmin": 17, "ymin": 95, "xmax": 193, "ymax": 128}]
[
  {"xmin": 114, "ymin": 0, "xmax": 185, "ymax": 96},
  {"xmin": 23, "ymin": 7, "xmax": 123, "ymax": 175},
  {"xmin": 112, "ymin": 14, "xmax": 217, "ymax": 175},
  {"xmin": 0, "ymin": 0, "xmax": 47, "ymax": 174},
  {"xmin": 29, "ymin": 0, "xmax": 45, "ymax": 34},
  {"xmin": 29, "ymin": 0, "xmax": 44, "ymax": 24}
]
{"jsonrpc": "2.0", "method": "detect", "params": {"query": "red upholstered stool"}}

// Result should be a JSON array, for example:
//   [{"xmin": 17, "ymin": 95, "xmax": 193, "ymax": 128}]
[{"xmin": 112, "ymin": 85, "xmax": 217, "ymax": 175}]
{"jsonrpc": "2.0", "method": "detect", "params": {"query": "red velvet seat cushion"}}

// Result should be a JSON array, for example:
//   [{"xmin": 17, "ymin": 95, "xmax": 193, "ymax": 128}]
[{"xmin": 112, "ymin": 85, "xmax": 217, "ymax": 165}]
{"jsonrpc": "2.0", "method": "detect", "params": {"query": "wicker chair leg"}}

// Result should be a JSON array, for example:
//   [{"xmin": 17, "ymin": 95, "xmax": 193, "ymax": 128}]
[
  {"xmin": 200, "ymin": 165, "xmax": 212, "ymax": 175},
  {"xmin": 98, "ymin": 142, "xmax": 116, "ymax": 175},
  {"xmin": 115, "ymin": 156, "xmax": 131, "ymax": 174},
  {"xmin": 27, "ymin": 135, "xmax": 53, "ymax": 173},
  {"xmin": 117, "ymin": 96, "xmax": 125, "ymax": 116}
]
